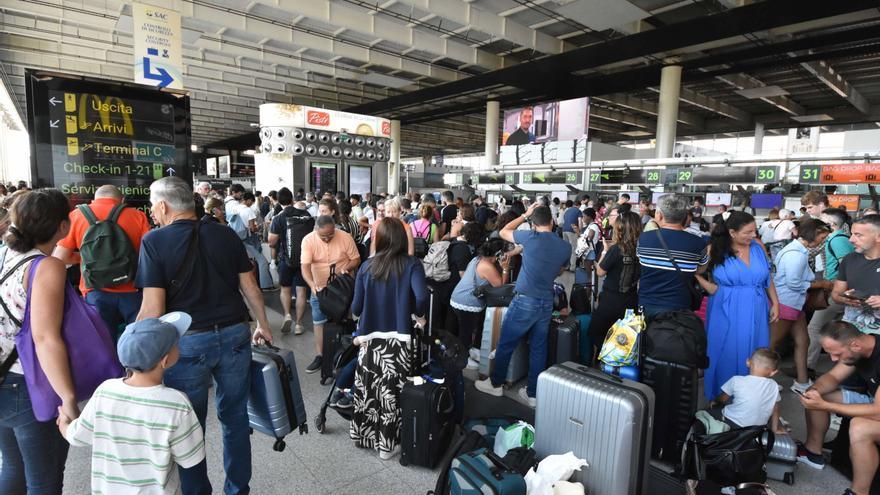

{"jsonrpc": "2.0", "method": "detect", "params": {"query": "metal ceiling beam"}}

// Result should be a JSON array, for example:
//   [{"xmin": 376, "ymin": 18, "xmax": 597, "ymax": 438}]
[
  {"xmin": 594, "ymin": 93, "xmax": 705, "ymax": 128},
  {"xmin": 388, "ymin": 0, "xmax": 566, "ymax": 54},
  {"xmin": 347, "ymin": 0, "xmax": 878, "ymax": 115},
  {"xmin": 645, "ymin": 86, "xmax": 751, "ymax": 122},
  {"xmin": 798, "ymin": 59, "xmax": 871, "ymax": 114},
  {"xmin": 589, "ymin": 106, "xmax": 656, "ymax": 131},
  {"xmin": 715, "ymin": 73, "xmax": 805, "ymax": 115}
]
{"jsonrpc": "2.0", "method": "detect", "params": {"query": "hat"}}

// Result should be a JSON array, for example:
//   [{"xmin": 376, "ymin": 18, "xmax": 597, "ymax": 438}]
[{"xmin": 117, "ymin": 312, "xmax": 192, "ymax": 372}]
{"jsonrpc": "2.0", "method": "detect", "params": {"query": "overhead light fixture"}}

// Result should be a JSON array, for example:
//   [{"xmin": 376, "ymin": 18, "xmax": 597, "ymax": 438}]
[
  {"xmin": 791, "ymin": 114, "xmax": 834, "ymax": 123},
  {"xmin": 190, "ymin": 144, "xmax": 198, "ymax": 152},
  {"xmin": 734, "ymin": 86, "xmax": 789, "ymax": 99},
  {"xmin": 243, "ymin": 149, "xmax": 256, "ymax": 156},
  {"xmin": 249, "ymin": 123, "xmax": 260, "ymax": 128}
]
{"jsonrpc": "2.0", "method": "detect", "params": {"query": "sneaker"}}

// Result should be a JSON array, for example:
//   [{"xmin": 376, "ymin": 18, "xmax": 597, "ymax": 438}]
[
  {"xmin": 469, "ymin": 347, "xmax": 481, "ymax": 362},
  {"xmin": 830, "ymin": 414, "xmax": 843, "ymax": 431},
  {"xmin": 378, "ymin": 445, "xmax": 401, "ymax": 461},
  {"xmin": 841, "ymin": 490, "xmax": 857, "ymax": 495},
  {"xmin": 329, "ymin": 388, "xmax": 344, "ymax": 407},
  {"xmin": 336, "ymin": 393, "xmax": 354, "ymax": 409},
  {"xmin": 294, "ymin": 324, "xmax": 304, "ymax": 335},
  {"xmin": 305, "ymin": 356, "xmax": 322, "ymax": 374},
  {"xmin": 791, "ymin": 379, "xmax": 814, "ymax": 395},
  {"xmin": 281, "ymin": 315, "xmax": 293, "ymax": 335},
  {"xmin": 796, "ymin": 442, "xmax": 826, "ymax": 470},
  {"xmin": 474, "ymin": 378, "xmax": 503, "ymax": 397},
  {"xmin": 466, "ymin": 358, "xmax": 479, "ymax": 370},
  {"xmin": 518, "ymin": 387, "xmax": 536, "ymax": 408}
]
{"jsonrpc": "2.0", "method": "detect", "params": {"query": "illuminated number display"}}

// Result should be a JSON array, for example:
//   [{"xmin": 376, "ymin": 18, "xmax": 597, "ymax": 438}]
[
  {"xmin": 755, "ymin": 166, "xmax": 778, "ymax": 183},
  {"xmin": 677, "ymin": 170, "xmax": 693, "ymax": 182}
]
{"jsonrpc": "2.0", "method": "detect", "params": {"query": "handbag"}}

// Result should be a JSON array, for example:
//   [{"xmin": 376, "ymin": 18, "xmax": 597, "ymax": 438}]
[
  {"xmin": 682, "ymin": 425, "xmax": 773, "ymax": 487},
  {"xmin": 16, "ymin": 256, "xmax": 123, "ymax": 421},
  {"xmin": 317, "ymin": 263, "xmax": 355, "ymax": 323},
  {"xmin": 804, "ymin": 287, "xmax": 829, "ymax": 312},
  {"xmin": 655, "ymin": 229, "xmax": 704, "ymax": 311},
  {"xmin": 473, "ymin": 284, "xmax": 516, "ymax": 307},
  {"xmin": 0, "ymin": 249, "xmax": 42, "ymax": 385}
]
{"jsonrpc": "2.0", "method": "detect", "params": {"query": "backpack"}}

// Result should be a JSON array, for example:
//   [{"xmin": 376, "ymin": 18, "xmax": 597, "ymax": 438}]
[
  {"xmin": 412, "ymin": 221, "xmax": 433, "ymax": 259},
  {"xmin": 644, "ymin": 309, "xmax": 709, "ymax": 369},
  {"xmin": 227, "ymin": 212, "xmax": 249, "ymax": 240},
  {"xmin": 423, "ymin": 240, "xmax": 451, "ymax": 282},
  {"xmin": 284, "ymin": 212, "xmax": 315, "ymax": 268},
  {"xmin": 76, "ymin": 204, "xmax": 137, "ymax": 289}
]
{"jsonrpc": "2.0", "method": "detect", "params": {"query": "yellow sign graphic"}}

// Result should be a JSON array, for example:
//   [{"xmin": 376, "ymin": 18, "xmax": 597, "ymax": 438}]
[
  {"xmin": 64, "ymin": 93, "xmax": 76, "ymax": 112},
  {"xmin": 65, "ymin": 115, "xmax": 77, "ymax": 134},
  {"xmin": 77, "ymin": 94, "xmax": 134, "ymax": 136},
  {"xmin": 67, "ymin": 137, "xmax": 79, "ymax": 156}
]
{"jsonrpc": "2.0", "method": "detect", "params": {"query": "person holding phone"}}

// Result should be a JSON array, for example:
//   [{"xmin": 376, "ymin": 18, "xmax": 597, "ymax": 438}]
[
  {"xmin": 832, "ymin": 215, "xmax": 880, "ymax": 335},
  {"xmin": 797, "ymin": 321, "xmax": 880, "ymax": 495}
]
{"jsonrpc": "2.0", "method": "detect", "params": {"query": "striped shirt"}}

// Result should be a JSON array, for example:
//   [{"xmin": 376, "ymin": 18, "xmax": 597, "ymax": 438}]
[
  {"xmin": 65, "ymin": 378, "xmax": 205, "ymax": 495},
  {"xmin": 637, "ymin": 228, "xmax": 708, "ymax": 312}
]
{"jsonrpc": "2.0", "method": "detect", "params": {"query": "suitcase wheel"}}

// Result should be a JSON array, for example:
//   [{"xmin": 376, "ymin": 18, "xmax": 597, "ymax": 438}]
[
  {"xmin": 399, "ymin": 456, "xmax": 409, "ymax": 467},
  {"xmin": 784, "ymin": 472, "xmax": 794, "ymax": 485},
  {"xmin": 273, "ymin": 439, "xmax": 286, "ymax": 452},
  {"xmin": 249, "ymin": 428, "xmax": 253, "ymax": 435}
]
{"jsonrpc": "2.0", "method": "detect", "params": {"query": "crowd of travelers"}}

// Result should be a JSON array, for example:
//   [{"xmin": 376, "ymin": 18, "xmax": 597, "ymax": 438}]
[{"xmin": 0, "ymin": 177, "xmax": 878, "ymax": 495}]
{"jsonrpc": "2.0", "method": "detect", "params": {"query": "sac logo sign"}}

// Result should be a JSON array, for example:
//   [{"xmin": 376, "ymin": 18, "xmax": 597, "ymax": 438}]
[
  {"xmin": 307, "ymin": 110, "xmax": 331, "ymax": 127},
  {"xmin": 382, "ymin": 121, "xmax": 390, "ymax": 136}
]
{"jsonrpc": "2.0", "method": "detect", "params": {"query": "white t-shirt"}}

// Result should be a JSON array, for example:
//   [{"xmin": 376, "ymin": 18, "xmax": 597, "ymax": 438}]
[
  {"xmin": 721, "ymin": 375, "xmax": 780, "ymax": 427},
  {"xmin": 227, "ymin": 202, "xmax": 256, "ymax": 227},
  {"xmin": 65, "ymin": 378, "xmax": 205, "ymax": 495},
  {"xmin": 772, "ymin": 219, "xmax": 796, "ymax": 242}
]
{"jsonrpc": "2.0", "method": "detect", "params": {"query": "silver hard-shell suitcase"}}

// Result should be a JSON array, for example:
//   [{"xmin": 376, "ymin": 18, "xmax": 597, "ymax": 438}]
[
  {"xmin": 248, "ymin": 344, "xmax": 308, "ymax": 452},
  {"xmin": 764, "ymin": 432, "xmax": 797, "ymax": 485},
  {"xmin": 535, "ymin": 362, "xmax": 655, "ymax": 495},
  {"xmin": 478, "ymin": 306, "xmax": 529, "ymax": 384}
]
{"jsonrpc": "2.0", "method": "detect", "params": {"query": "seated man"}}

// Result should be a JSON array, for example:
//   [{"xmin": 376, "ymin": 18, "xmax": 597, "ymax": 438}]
[{"xmin": 799, "ymin": 321, "xmax": 880, "ymax": 495}]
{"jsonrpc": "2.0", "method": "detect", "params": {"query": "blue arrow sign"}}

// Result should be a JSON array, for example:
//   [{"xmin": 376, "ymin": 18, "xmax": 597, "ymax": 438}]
[{"xmin": 142, "ymin": 57, "xmax": 173, "ymax": 88}]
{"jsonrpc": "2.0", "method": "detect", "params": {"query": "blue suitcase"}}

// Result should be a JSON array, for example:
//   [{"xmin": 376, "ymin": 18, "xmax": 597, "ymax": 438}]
[
  {"xmin": 248, "ymin": 344, "xmax": 308, "ymax": 452},
  {"xmin": 602, "ymin": 363, "xmax": 641, "ymax": 381},
  {"xmin": 449, "ymin": 448, "xmax": 527, "ymax": 495}
]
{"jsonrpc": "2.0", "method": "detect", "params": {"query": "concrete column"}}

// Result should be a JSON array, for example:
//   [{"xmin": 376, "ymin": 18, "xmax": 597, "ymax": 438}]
[
  {"xmin": 655, "ymin": 65, "xmax": 682, "ymax": 159},
  {"xmin": 485, "ymin": 100, "xmax": 500, "ymax": 167},
  {"xmin": 753, "ymin": 121, "xmax": 765, "ymax": 154},
  {"xmin": 389, "ymin": 119, "xmax": 401, "ymax": 195}
]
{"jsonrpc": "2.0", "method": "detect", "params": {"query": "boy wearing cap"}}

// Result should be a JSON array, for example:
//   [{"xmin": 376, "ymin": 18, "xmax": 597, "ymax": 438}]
[{"xmin": 57, "ymin": 312, "xmax": 205, "ymax": 494}]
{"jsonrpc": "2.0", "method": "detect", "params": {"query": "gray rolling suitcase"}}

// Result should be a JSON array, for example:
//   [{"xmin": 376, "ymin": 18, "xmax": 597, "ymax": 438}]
[
  {"xmin": 535, "ymin": 362, "xmax": 655, "ymax": 495},
  {"xmin": 764, "ymin": 432, "xmax": 797, "ymax": 485},
  {"xmin": 479, "ymin": 306, "xmax": 528, "ymax": 384},
  {"xmin": 248, "ymin": 344, "xmax": 308, "ymax": 452}
]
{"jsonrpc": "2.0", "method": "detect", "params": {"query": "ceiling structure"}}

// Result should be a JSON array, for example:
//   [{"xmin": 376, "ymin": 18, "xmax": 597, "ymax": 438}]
[{"xmin": 2, "ymin": 0, "xmax": 880, "ymax": 158}]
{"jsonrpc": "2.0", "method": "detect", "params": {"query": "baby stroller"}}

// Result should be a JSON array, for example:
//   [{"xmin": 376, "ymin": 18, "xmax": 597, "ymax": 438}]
[{"xmin": 315, "ymin": 339, "xmax": 359, "ymax": 434}]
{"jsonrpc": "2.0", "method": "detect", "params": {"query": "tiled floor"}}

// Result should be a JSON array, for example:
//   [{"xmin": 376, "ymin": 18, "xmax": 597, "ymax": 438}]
[{"xmin": 60, "ymin": 280, "xmax": 852, "ymax": 494}]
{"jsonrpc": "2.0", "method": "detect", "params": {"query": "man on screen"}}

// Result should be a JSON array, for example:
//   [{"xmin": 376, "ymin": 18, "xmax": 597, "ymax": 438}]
[{"xmin": 505, "ymin": 107, "xmax": 536, "ymax": 145}]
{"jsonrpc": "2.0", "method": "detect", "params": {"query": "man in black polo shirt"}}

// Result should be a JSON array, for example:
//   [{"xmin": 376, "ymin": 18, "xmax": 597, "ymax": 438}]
[
  {"xmin": 439, "ymin": 190, "xmax": 458, "ymax": 239},
  {"xmin": 268, "ymin": 187, "xmax": 313, "ymax": 335},
  {"xmin": 798, "ymin": 321, "xmax": 880, "ymax": 495},
  {"xmin": 136, "ymin": 177, "xmax": 272, "ymax": 494}
]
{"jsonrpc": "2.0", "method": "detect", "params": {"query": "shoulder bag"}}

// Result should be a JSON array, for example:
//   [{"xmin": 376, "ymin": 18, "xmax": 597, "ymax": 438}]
[
  {"xmin": 318, "ymin": 263, "xmax": 355, "ymax": 323},
  {"xmin": 654, "ymin": 229, "xmax": 704, "ymax": 311},
  {"xmin": 682, "ymin": 425, "xmax": 774, "ymax": 487},
  {"xmin": 15, "ymin": 256, "xmax": 123, "ymax": 420}
]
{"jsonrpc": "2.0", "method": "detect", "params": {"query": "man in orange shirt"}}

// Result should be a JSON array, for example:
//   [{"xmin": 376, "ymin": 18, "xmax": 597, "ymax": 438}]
[{"xmin": 53, "ymin": 185, "xmax": 151, "ymax": 338}]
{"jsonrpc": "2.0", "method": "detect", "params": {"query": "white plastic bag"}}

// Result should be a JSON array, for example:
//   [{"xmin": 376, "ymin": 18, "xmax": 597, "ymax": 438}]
[
  {"xmin": 493, "ymin": 421, "xmax": 535, "ymax": 457},
  {"xmin": 524, "ymin": 452, "xmax": 588, "ymax": 495},
  {"xmin": 552, "ymin": 481, "xmax": 585, "ymax": 495}
]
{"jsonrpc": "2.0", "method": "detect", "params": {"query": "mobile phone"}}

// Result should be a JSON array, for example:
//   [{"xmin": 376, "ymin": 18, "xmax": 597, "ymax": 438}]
[
  {"xmin": 844, "ymin": 290, "xmax": 870, "ymax": 302},
  {"xmin": 793, "ymin": 388, "xmax": 805, "ymax": 397}
]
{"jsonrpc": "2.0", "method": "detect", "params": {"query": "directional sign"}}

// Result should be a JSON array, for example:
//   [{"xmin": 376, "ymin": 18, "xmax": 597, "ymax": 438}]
[{"xmin": 133, "ymin": 3, "xmax": 183, "ymax": 90}]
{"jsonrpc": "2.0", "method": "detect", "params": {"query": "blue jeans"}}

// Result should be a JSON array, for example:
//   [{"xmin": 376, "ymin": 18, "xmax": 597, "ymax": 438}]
[
  {"xmin": 490, "ymin": 294, "xmax": 553, "ymax": 397},
  {"xmin": 164, "ymin": 323, "xmax": 253, "ymax": 495},
  {"xmin": 335, "ymin": 358, "xmax": 357, "ymax": 394},
  {"xmin": 0, "ymin": 373, "xmax": 69, "ymax": 495},
  {"xmin": 243, "ymin": 237, "xmax": 273, "ymax": 289},
  {"xmin": 85, "ymin": 290, "xmax": 142, "ymax": 341}
]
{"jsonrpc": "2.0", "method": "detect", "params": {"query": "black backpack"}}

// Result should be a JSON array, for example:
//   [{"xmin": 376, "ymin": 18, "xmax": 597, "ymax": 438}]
[
  {"xmin": 644, "ymin": 310, "xmax": 709, "ymax": 369},
  {"xmin": 77, "ymin": 204, "xmax": 137, "ymax": 289},
  {"xmin": 285, "ymin": 212, "xmax": 314, "ymax": 268}
]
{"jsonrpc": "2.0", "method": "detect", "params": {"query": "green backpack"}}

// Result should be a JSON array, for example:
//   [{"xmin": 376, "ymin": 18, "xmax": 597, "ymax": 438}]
[{"xmin": 77, "ymin": 204, "xmax": 138, "ymax": 289}]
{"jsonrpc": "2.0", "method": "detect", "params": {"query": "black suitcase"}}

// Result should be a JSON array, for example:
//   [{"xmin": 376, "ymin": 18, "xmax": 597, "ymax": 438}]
[
  {"xmin": 570, "ymin": 284, "xmax": 592, "ymax": 315},
  {"xmin": 399, "ymin": 378, "xmax": 454, "ymax": 468},
  {"xmin": 641, "ymin": 357, "xmax": 700, "ymax": 463},
  {"xmin": 547, "ymin": 316, "xmax": 579, "ymax": 367},
  {"xmin": 321, "ymin": 319, "xmax": 355, "ymax": 385}
]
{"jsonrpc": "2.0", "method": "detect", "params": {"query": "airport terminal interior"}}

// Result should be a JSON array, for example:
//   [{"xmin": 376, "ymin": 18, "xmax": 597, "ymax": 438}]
[{"xmin": 3, "ymin": 0, "xmax": 880, "ymax": 494}]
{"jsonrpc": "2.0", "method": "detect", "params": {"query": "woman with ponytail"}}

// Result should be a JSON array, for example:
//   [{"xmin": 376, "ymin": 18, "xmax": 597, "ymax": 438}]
[{"xmin": 696, "ymin": 210, "xmax": 780, "ymax": 400}]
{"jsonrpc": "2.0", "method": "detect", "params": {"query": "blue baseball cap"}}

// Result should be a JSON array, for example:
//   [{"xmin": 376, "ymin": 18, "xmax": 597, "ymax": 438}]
[{"xmin": 117, "ymin": 312, "xmax": 192, "ymax": 372}]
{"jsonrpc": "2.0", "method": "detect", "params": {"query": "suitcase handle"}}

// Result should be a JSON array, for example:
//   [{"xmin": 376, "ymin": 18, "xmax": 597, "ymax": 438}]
[
  {"xmin": 470, "ymin": 449, "xmax": 517, "ymax": 479},
  {"xmin": 256, "ymin": 343, "xmax": 281, "ymax": 352}
]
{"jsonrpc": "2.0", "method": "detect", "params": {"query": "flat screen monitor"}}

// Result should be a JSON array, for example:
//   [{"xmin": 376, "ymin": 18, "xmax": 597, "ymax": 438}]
[{"xmin": 750, "ymin": 194, "xmax": 783, "ymax": 209}]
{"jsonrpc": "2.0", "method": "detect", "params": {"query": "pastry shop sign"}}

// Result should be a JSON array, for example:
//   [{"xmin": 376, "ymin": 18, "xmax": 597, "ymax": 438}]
[{"xmin": 261, "ymin": 104, "xmax": 391, "ymax": 137}]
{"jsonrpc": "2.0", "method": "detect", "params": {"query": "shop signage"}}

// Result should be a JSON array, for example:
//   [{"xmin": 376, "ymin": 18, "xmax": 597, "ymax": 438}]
[{"xmin": 260, "ymin": 104, "xmax": 391, "ymax": 137}]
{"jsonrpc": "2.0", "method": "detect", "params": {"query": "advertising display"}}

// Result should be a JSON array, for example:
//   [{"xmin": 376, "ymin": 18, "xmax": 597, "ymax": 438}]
[
  {"xmin": 218, "ymin": 155, "xmax": 230, "ymax": 178},
  {"xmin": 26, "ymin": 70, "xmax": 191, "ymax": 214},
  {"xmin": 502, "ymin": 98, "xmax": 589, "ymax": 145},
  {"xmin": 787, "ymin": 127, "xmax": 820, "ymax": 154},
  {"xmin": 260, "ymin": 104, "xmax": 391, "ymax": 138},
  {"xmin": 206, "ymin": 157, "xmax": 217, "ymax": 177},
  {"xmin": 349, "ymin": 165, "xmax": 372, "ymax": 196},
  {"xmin": 750, "ymin": 194, "xmax": 784, "ymax": 209},
  {"xmin": 132, "ymin": 2, "xmax": 183, "ymax": 90},
  {"xmin": 828, "ymin": 194, "xmax": 860, "ymax": 212},
  {"xmin": 311, "ymin": 162, "xmax": 337, "ymax": 195},
  {"xmin": 705, "ymin": 192, "xmax": 732, "ymax": 206}
]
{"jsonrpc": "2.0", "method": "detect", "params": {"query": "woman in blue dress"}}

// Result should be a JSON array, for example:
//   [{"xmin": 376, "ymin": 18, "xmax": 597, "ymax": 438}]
[{"xmin": 696, "ymin": 211, "xmax": 780, "ymax": 400}]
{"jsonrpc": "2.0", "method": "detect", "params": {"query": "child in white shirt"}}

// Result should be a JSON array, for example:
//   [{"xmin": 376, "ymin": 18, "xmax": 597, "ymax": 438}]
[{"xmin": 708, "ymin": 347, "xmax": 785, "ymax": 433}]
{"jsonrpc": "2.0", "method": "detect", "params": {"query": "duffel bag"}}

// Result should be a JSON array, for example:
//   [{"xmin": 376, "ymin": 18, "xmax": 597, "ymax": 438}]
[
  {"xmin": 682, "ymin": 425, "xmax": 773, "ymax": 487},
  {"xmin": 449, "ymin": 448, "xmax": 527, "ymax": 495},
  {"xmin": 644, "ymin": 309, "xmax": 709, "ymax": 369}
]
